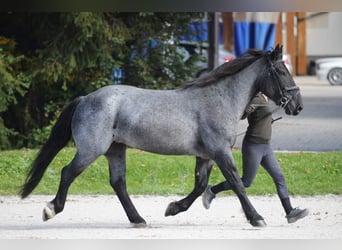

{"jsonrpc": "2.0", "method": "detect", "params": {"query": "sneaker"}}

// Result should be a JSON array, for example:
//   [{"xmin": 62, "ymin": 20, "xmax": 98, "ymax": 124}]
[
  {"xmin": 286, "ymin": 207, "xmax": 309, "ymax": 223},
  {"xmin": 202, "ymin": 185, "xmax": 216, "ymax": 209}
]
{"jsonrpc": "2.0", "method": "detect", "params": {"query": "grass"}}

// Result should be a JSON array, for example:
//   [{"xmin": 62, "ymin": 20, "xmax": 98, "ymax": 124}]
[{"xmin": 0, "ymin": 147, "xmax": 341, "ymax": 196}]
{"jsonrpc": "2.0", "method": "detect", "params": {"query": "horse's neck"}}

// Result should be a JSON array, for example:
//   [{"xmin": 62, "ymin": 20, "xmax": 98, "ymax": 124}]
[{"xmin": 220, "ymin": 62, "xmax": 262, "ymax": 118}]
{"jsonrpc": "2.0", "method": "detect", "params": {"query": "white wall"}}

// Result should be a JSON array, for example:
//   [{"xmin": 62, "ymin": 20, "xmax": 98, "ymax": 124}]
[{"xmin": 306, "ymin": 12, "xmax": 342, "ymax": 57}]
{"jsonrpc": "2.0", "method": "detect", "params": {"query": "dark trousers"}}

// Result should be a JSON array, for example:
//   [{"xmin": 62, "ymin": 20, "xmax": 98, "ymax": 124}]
[{"xmin": 212, "ymin": 139, "xmax": 289, "ymax": 200}]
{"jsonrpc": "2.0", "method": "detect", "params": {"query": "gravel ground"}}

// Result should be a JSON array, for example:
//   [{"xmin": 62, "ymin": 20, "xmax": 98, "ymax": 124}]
[{"xmin": 0, "ymin": 194, "xmax": 341, "ymax": 239}]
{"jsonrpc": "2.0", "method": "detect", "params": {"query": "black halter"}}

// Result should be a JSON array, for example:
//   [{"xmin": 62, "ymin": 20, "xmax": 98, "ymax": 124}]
[{"xmin": 265, "ymin": 55, "xmax": 300, "ymax": 109}]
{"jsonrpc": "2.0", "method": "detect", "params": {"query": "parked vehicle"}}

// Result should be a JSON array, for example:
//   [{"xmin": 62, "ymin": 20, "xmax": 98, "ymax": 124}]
[
  {"xmin": 178, "ymin": 43, "xmax": 293, "ymax": 78},
  {"xmin": 316, "ymin": 57, "xmax": 342, "ymax": 85},
  {"xmin": 282, "ymin": 53, "xmax": 293, "ymax": 75},
  {"xmin": 178, "ymin": 43, "xmax": 235, "ymax": 77}
]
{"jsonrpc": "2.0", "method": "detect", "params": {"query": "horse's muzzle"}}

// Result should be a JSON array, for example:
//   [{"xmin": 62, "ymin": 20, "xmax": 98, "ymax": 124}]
[
  {"xmin": 286, "ymin": 104, "xmax": 303, "ymax": 116},
  {"xmin": 286, "ymin": 91, "xmax": 303, "ymax": 116}
]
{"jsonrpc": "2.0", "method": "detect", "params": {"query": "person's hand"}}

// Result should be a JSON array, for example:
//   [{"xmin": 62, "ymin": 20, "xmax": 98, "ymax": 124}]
[
  {"xmin": 245, "ymin": 105, "xmax": 256, "ymax": 114},
  {"xmin": 241, "ymin": 105, "xmax": 256, "ymax": 120}
]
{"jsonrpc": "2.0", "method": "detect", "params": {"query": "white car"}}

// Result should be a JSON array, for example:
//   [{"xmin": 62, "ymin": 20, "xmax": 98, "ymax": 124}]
[
  {"xmin": 316, "ymin": 57, "xmax": 342, "ymax": 85},
  {"xmin": 282, "ymin": 54, "xmax": 293, "ymax": 75}
]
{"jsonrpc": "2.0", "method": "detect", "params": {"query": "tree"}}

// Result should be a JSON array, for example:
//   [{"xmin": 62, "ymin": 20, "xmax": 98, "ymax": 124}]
[
  {"xmin": 0, "ymin": 12, "xmax": 205, "ymax": 149},
  {"xmin": 0, "ymin": 36, "xmax": 30, "ymax": 149}
]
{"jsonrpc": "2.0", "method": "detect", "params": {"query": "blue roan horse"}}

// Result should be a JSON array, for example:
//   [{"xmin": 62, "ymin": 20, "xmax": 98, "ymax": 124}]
[{"xmin": 20, "ymin": 45, "xmax": 303, "ymax": 227}]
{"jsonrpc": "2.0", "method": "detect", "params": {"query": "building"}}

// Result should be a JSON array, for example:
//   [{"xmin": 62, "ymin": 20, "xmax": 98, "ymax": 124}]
[{"xmin": 222, "ymin": 12, "xmax": 342, "ymax": 75}]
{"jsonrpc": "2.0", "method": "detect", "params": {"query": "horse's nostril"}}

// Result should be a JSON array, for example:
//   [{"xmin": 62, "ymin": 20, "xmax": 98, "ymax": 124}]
[{"xmin": 293, "ymin": 105, "xmax": 303, "ymax": 115}]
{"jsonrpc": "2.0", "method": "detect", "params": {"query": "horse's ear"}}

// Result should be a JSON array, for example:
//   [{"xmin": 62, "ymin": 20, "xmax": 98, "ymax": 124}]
[
  {"xmin": 273, "ymin": 44, "xmax": 283, "ymax": 61},
  {"xmin": 270, "ymin": 45, "xmax": 277, "ymax": 61},
  {"xmin": 278, "ymin": 44, "xmax": 283, "ymax": 54}
]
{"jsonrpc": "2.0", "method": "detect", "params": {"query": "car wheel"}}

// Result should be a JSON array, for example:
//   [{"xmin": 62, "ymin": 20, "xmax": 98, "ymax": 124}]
[{"xmin": 327, "ymin": 67, "xmax": 342, "ymax": 85}]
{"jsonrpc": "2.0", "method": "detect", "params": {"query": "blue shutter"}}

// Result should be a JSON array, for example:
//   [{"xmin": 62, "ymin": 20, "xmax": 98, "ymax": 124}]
[{"xmin": 234, "ymin": 12, "xmax": 279, "ymax": 57}]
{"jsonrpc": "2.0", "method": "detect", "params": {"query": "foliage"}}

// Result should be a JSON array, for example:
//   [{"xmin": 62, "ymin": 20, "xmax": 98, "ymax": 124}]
[
  {"xmin": 0, "ymin": 12, "xmax": 206, "ymax": 149},
  {"xmin": 0, "ymin": 148, "xmax": 341, "ymax": 196},
  {"xmin": 0, "ymin": 36, "xmax": 30, "ymax": 149},
  {"xmin": 113, "ymin": 13, "xmax": 206, "ymax": 89}
]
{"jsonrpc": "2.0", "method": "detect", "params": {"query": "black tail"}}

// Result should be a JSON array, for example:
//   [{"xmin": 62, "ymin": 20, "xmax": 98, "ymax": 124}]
[{"xmin": 19, "ymin": 97, "xmax": 82, "ymax": 198}]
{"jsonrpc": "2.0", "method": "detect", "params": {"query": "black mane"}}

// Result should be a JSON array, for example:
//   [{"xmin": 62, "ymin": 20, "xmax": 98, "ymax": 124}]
[{"xmin": 180, "ymin": 48, "xmax": 268, "ymax": 89}]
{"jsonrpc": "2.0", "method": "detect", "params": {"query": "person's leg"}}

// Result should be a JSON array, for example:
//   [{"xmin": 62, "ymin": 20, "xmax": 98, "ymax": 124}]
[
  {"xmin": 202, "ymin": 140, "xmax": 263, "ymax": 209},
  {"xmin": 260, "ymin": 146, "xmax": 289, "ymax": 202},
  {"xmin": 261, "ymin": 145, "xmax": 309, "ymax": 223},
  {"xmin": 240, "ymin": 141, "xmax": 264, "ymax": 188}
]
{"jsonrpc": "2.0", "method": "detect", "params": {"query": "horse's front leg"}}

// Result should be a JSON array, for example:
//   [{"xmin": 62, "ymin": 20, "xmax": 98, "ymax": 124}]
[
  {"xmin": 105, "ymin": 143, "xmax": 146, "ymax": 227},
  {"xmin": 214, "ymin": 149, "xmax": 266, "ymax": 227},
  {"xmin": 165, "ymin": 157, "xmax": 213, "ymax": 216}
]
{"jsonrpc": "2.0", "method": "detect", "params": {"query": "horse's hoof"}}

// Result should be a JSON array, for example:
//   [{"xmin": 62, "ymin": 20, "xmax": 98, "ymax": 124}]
[
  {"xmin": 250, "ymin": 219, "xmax": 267, "ymax": 227},
  {"xmin": 129, "ymin": 215, "xmax": 146, "ymax": 226},
  {"xmin": 42, "ymin": 203, "xmax": 56, "ymax": 221},
  {"xmin": 131, "ymin": 222, "xmax": 147, "ymax": 228},
  {"xmin": 165, "ymin": 202, "xmax": 179, "ymax": 216}
]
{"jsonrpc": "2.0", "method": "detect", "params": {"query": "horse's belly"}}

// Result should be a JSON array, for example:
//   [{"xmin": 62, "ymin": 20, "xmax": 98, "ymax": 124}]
[{"xmin": 114, "ymin": 121, "xmax": 197, "ymax": 156}]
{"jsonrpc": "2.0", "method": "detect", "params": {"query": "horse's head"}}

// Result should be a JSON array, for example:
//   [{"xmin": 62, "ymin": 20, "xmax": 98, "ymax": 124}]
[{"xmin": 258, "ymin": 45, "xmax": 303, "ymax": 115}]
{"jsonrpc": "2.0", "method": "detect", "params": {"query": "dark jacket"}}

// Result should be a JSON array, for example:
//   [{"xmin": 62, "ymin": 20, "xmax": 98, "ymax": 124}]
[{"xmin": 243, "ymin": 93, "xmax": 272, "ymax": 144}]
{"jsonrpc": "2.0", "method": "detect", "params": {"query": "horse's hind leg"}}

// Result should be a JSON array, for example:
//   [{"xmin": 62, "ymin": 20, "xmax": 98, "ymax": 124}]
[
  {"xmin": 105, "ymin": 143, "xmax": 146, "ymax": 226},
  {"xmin": 165, "ymin": 157, "xmax": 213, "ymax": 216},
  {"xmin": 42, "ymin": 152, "xmax": 96, "ymax": 221}
]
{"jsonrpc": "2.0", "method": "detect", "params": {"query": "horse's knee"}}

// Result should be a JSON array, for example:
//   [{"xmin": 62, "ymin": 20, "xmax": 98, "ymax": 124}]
[
  {"xmin": 110, "ymin": 176, "xmax": 126, "ymax": 191},
  {"xmin": 110, "ymin": 178, "xmax": 118, "ymax": 189}
]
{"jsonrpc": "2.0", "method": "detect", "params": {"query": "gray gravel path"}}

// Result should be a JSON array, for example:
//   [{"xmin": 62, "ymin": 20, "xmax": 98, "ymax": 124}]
[{"xmin": 1, "ymin": 195, "xmax": 341, "ymax": 239}]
